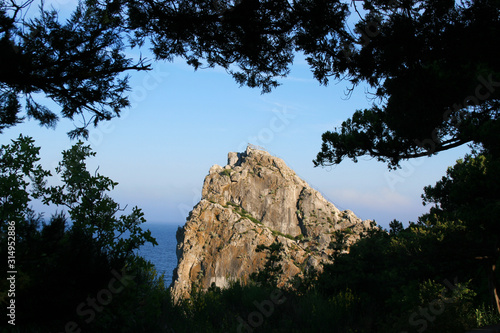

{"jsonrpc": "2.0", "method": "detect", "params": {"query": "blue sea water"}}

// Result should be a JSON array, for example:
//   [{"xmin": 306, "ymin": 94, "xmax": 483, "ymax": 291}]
[{"xmin": 136, "ymin": 223, "xmax": 181, "ymax": 286}]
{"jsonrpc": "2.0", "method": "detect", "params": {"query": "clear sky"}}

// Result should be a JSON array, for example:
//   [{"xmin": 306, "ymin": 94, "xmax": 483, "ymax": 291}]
[{"xmin": 1, "ymin": 1, "xmax": 472, "ymax": 229}]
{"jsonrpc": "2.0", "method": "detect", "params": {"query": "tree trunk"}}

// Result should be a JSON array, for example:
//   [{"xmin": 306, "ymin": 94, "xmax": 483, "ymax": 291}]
[
  {"xmin": 489, "ymin": 245, "xmax": 500, "ymax": 315},
  {"xmin": 489, "ymin": 263, "xmax": 500, "ymax": 314}
]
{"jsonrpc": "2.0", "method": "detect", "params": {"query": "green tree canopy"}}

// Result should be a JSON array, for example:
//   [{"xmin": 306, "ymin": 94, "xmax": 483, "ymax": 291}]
[
  {"xmin": 311, "ymin": 0, "xmax": 500, "ymax": 167},
  {"xmin": 421, "ymin": 152, "xmax": 500, "ymax": 313},
  {"xmin": 0, "ymin": 135, "xmax": 49, "ymax": 226},
  {"xmin": 126, "ymin": 0, "xmax": 350, "ymax": 92},
  {"xmin": 0, "ymin": 136, "xmax": 165, "ymax": 330},
  {"xmin": 125, "ymin": 0, "xmax": 500, "ymax": 167},
  {"xmin": 0, "ymin": 0, "xmax": 150, "ymax": 137},
  {"xmin": 42, "ymin": 140, "xmax": 157, "ymax": 260},
  {"xmin": 4, "ymin": 0, "xmax": 498, "ymax": 158}
]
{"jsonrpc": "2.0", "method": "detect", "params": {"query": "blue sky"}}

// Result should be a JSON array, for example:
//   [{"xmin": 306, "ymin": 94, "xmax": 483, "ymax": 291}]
[
  {"xmin": 1, "ymin": 1, "xmax": 472, "ymax": 229},
  {"xmin": 1, "ymin": 55, "xmax": 471, "ymax": 229}
]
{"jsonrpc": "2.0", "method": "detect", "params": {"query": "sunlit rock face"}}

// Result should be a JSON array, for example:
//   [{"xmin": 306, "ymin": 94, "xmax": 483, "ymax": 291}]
[{"xmin": 170, "ymin": 146, "xmax": 375, "ymax": 300}]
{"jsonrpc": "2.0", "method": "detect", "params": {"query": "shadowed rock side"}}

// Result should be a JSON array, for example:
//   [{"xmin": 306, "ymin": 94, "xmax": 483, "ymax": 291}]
[{"xmin": 170, "ymin": 146, "xmax": 375, "ymax": 300}]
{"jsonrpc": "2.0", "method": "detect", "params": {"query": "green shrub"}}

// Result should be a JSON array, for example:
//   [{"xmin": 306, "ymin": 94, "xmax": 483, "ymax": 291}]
[{"xmin": 474, "ymin": 304, "xmax": 500, "ymax": 327}]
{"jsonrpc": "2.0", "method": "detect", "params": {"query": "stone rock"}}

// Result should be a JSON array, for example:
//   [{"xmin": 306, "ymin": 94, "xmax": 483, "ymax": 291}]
[{"xmin": 170, "ymin": 146, "xmax": 375, "ymax": 300}]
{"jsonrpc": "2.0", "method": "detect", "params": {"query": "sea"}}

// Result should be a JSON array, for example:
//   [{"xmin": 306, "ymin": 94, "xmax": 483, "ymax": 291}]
[{"xmin": 136, "ymin": 223, "xmax": 181, "ymax": 286}]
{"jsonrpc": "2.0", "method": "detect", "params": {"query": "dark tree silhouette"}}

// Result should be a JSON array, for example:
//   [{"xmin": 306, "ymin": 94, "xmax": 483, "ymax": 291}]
[
  {"xmin": 310, "ymin": 0, "xmax": 500, "ymax": 167},
  {"xmin": 0, "ymin": 0, "xmax": 150, "ymax": 137},
  {"xmin": 3, "ymin": 0, "xmax": 499, "ymax": 154},
  {"xmin": 127, "ymin": 0, "xmax": 500, "ymax": 167},
  {"xmin": 421, "ymin": 152, "xmax": 500, "ymax": 313}
]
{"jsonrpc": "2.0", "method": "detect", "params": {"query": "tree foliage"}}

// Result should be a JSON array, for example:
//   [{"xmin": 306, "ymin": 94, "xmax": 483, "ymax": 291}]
[
  {"xmin": 4, "ymin": 0, "xmax": 498, "ymax": 155},
  {"xmin": 1, "ymin": 0, "xmax": 499, "ymax": 329},
  {"xmin": 126, "ymin": 0, "xmax": 500, "ymax": 167},
  {"xmin": 0, "ymin": 0, "xmax": 150, "ymax": 137},
  {"xmin": 124, "ymin": 0, "xmax": 351, "ymax": 93},
  {"xmin": 250, "ymin": 240, "xmax": 284, "ymax": 287},
  {"xmin": 161, "ymin": 215, "xmax": 500, "ymax": 332},
  {"xmin": 43, "ymin": 140, "xmax": 158, "ymax": 260},
  {"xmin": 0, "ymin": 136, "xmax": 164, "ymax": 330},
  {"xmin": 0, "ymin": 135, "xmax": 49, "ymax": 226},
  {"xmin": 129, "ymin": 0, "xmax": 300, "ymax": 93},
  {"xmin": 421, "ymin": 152, "xmax": 500, "ymax": 313},
  {"xmin": 311, "ymin": 0, "xmax": 500, "ymax": 167}
]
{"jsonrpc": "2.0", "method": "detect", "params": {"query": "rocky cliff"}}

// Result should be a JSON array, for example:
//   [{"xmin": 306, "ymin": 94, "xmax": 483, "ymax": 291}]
[{"xmin": 170, "ymin": 146, "xmax": 375, "ymax": 299}]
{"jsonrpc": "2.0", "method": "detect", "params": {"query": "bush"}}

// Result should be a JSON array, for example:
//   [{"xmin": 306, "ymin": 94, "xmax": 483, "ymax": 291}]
[{"xmin": 0, "ymin": 137, "xmax": 158, "ymax": 331}]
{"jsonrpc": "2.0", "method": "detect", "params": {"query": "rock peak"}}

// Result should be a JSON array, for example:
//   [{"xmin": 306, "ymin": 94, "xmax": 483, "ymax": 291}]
[
  {"xmin": 227, "ymin": 144, "xmax": 269, "ymax": 167},
  {"xmin": 170, "ymin": 147, "xmax": 375, "ymax": 299}
]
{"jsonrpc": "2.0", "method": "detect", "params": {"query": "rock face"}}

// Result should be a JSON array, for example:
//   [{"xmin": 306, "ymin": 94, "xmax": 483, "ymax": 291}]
[{"xmin": 170, "ymin": 146, "xmax": 374, "ymax": 300}]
